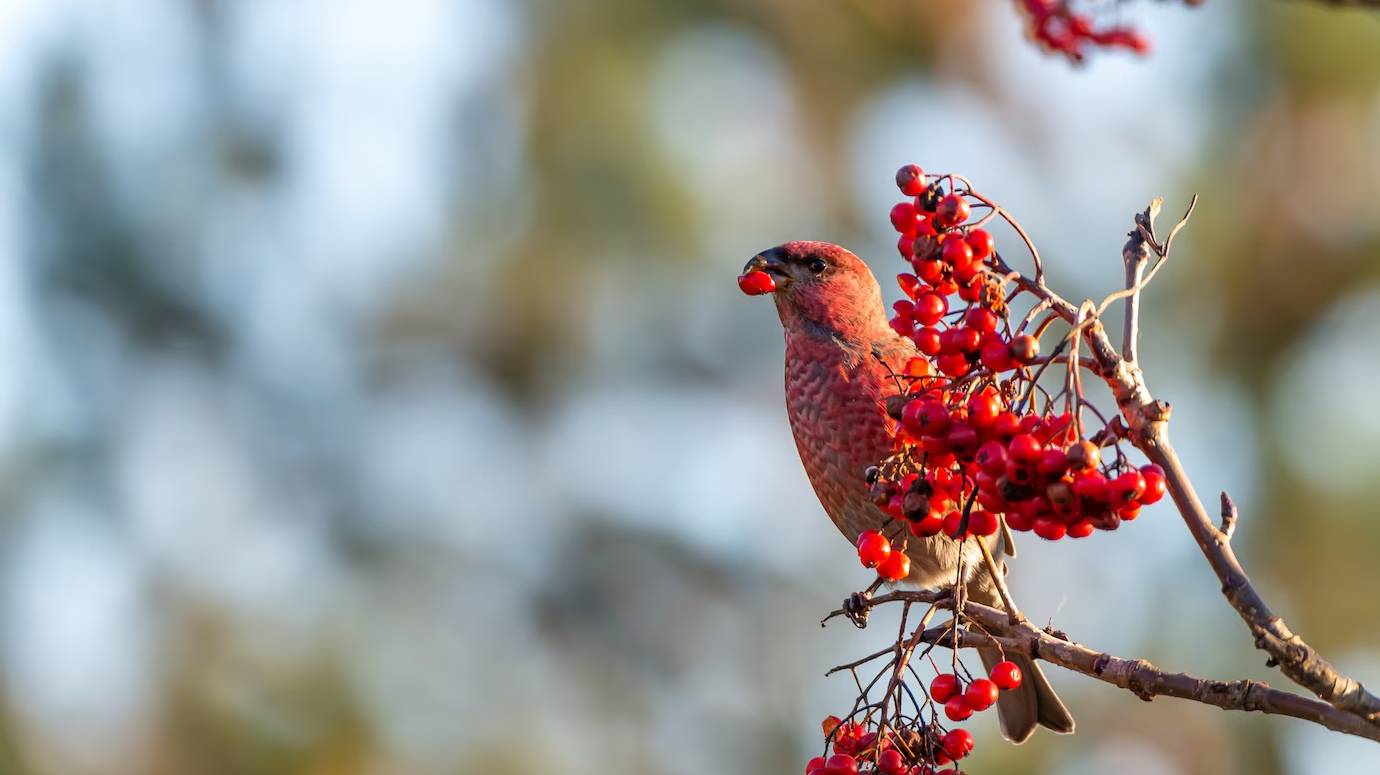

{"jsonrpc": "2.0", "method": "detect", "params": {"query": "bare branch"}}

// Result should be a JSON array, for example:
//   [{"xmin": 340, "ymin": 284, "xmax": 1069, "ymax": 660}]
[
  {"xmin": 1121, "ymin": 206, "xmax": 1153, "ymax": 363},
  {"xmin": 982, "ymin": 199, "xmax": 1380, "ymax": 726},
  {"xmin": 1007, "ymin": 206, "xmax": 1380, "ymax": 725},
  {"xmin": 828, "ymin": 591, "xmax": 1380, "ymax": 743}
]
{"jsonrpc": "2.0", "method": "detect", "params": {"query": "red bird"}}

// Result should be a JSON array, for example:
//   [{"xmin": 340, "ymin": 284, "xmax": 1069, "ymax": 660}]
[{"xmin": 742, "ymin": 241, "xmax": 1074, "ymax": 743}]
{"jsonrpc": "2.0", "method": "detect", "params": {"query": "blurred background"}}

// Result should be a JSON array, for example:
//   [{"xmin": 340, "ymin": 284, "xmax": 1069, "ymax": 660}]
[{"xmin": 1, "ymin": 0, "xmax": 1379, "ymax": 773}]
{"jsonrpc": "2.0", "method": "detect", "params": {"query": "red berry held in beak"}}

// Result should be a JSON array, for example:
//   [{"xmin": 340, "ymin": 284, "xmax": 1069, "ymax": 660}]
[{"xmin": 738, "ymin": 269, "xmax": 777, "ymax": 296}]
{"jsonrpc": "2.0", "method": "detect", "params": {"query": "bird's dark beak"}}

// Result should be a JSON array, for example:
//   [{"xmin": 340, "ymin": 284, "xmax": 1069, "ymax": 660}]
[
  {"xmin": 743, "ymin": 247, "xmax": 788, "ymax": 278},
  {"xmin": 739, "ymin": 247, "xmax": 791, "ymax": 296}
]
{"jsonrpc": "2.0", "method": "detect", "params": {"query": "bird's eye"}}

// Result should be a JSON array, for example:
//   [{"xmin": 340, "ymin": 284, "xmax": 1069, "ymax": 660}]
[{"xmin": 807, "ymin": 258, "xmax": 828, "ymax": 275}]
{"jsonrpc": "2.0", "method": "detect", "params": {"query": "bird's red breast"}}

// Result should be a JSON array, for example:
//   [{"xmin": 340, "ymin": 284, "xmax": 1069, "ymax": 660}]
[{"xmin": 784, "ymin": 326, "xmax": 909, "ymax": 546}]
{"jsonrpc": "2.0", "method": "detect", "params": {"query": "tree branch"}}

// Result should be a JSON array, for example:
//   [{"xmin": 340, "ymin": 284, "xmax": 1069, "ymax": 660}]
[
  {"xmin": 1001, "ymin": 200, "xmax": 1380, "ymax": 726},
  {"xmin": 826, "ymin": 591, "xmax": 1380, "ymax": 742}
]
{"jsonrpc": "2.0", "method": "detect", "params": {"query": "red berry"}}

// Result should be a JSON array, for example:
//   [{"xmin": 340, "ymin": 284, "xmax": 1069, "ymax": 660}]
[
  {"xmin": 1139, "ymin": 464, "xmax": 1167, "ymax": 503},
  {"xmin": 953, "ymin": 261, "xmax": 982, "ymax": 287},
  {"xmin": 910, "ymin": 511, "xmax": 943, "ymax": 537},
  {"xmin": 1072, "ymin": 471, "xmax": 1109, "ymax": 503},
  {"xmin": 980, "ymin": 339, "xmax": 1013, "ymax": 372},
  {"xmin": 964, "ymin": 678, "xmax": 999, "ymax": 711},
  {"xmin": 737, "ymin": 270, "xmax": 776, "ymax": 296},
  {"xmin": 896, "ymin": 233, "xmax": 914, "ymax": 260},
  {"xmin": 936, "ymin": 193, "xmax": 971, "ymax": 227},
  {"xmin": 936, "ymin": 352, "xmax": 971, "ymax": 377},
  {"xmin": 1009, "ymin": 333, "xmax": 1040, "ymax": 362},
  {"xmin": 825, "ymin": 754, "xmax": 859, "ymax": 775},
  {"xmin": 967, "ymin": 390, "xmax": 1001, "ymax": 429},
  {"xmin": 896, "ymin": 164, "xmax": 925, "ymax": 196},
  {"xmin": 897, "ymin": 273, "xmax": 922, "ymax": 300},
  {"xmin": 1005, "ymin": 508, "xmax": 1033, "ymax": 532},
  {"xmin": 806, "ymin": 757, "xmax": 826, "ymax": 775},
  {"xmin": 941, "ymin": 236, "xmax": 973, "ymax": 267},
  {"xmin": 901, "ymin": 357, "xmax": 932, "ymax": 378},
  {"xmin": 989, "ymin": 660, "xmax": 1023, "ymax": 690},
  {"xmin": 941, "ymin": 728, "xmax": 974, "ymax": 759},
  {"xmin": 967, "ymin": 510, "xmax": 999, "ymax": 537},
  {"xmin": 913, "ymin": 292, "xmax": 948, "ymax": 326},
  {"xmin": 1110, "ymin": 470, "xmax": 1146, "ymax": 505},
  {"xmin": 914, "ymin": 326, "xmax": 942, "ymax": 356},
  {"xmin": 890, "ymin": 202, "xmax": 920, "ymax": 234},
  {"xmin": 1038, "ymin": 448, "xmax": 1070, "ymax": 478},
  {"xmin": 1067, "ymin": 519, "xmax": 1095, "ymax": 538},
  {"xmin": 964, "ymin": 307, "xmax": 998, "ymax": 333},
  {"xmin": 946, "ymin": 423, "xmax": 979, "ymax": 458},
  {"xmin": 876, "ymin": 549, "xmax": 910, "ymax": 581},
  {"xmin": 856, "ymin": 530, "xmax": 892, "ymax": 569},
  {"xmin": 942, "ymin": 510, "xmax": 965, "ymax": 538},
  {"xmin": 940, "ymin": 326, "xmax": 980, "ymax": 354},
  {"xmin": 930, "ymin": 673, "xmax": 961, "ymax": 703},
  {"xmin": 876, "ymin": 748, "xmax": 906, "ymax": 775},
  {"xmin": 1033, "ymin": 517, "xmax": 1067, "ymax": 541},
  {"xmin": 913, "ymin": 257, "xmax": 943, "ymax": 283},
  {"xmin": 902, "ymin": 399, "xmax": 950, "ymax": 436},
  {"xmin": 966, "ymin": 228, "xmax": 995, "ymax": 260},
  {"xmin": 975, "ymin": 441, "xmax": 1007, "ymax": 476},
  {"xmin": 944, "ymin": 695, "xmax": 973, "ymax": 721},
  {"xmin": 1008, "ymin": 433, "xmax": 1043, "ymax": 465}
]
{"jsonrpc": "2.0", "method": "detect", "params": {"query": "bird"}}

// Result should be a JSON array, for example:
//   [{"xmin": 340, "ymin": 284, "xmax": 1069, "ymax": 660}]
[{"xmin": 741, "ymin": 240, "xmax": 1074, "ymax": 743}]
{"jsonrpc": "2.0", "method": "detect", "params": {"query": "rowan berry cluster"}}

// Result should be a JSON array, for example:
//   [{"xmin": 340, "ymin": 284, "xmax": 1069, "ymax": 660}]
[
  {"xmin": 806, "ymin": 660, "xmax": 1024, "ymax": 774},
  {"xmin": 1017, "ymin": 0, "xmax": 1204, "ymax": 63},
  {"xmin": 855, "ymin": 163, "xmax": 1167, "ymax": 585}
]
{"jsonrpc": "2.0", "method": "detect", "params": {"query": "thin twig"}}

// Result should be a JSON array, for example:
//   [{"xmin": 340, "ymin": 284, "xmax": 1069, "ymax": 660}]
[{"xmin": 974, "ymin": 534, "xmax": 1023, "ymax": 625}]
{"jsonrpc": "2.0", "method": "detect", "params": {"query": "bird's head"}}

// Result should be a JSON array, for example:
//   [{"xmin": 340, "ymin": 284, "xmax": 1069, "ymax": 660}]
[{"xmin": 739, "ymin": 241, "xmax": 889, "ymax": 340}]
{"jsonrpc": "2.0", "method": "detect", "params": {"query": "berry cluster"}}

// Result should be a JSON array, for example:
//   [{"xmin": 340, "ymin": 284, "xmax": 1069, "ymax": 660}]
[
  {"xmin": 1015, "ymin": 0, "xmax": 1205, "ymax": 63},
  {"xmin": 806, "ymin": 661, "xmax": 1025, "ymax": 774},
  {"xmin": 853, "ymin": 163, "xmax": 1167, "ymax": 587},
  {"xmin": 1020, "ymin": 0, "xmax": 1149, "ymax": 61}
]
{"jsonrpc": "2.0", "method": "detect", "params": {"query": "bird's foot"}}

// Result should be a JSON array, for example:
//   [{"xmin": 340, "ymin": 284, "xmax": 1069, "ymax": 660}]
[{"xmin": 843, "ymin": 591, "xmax": 872, "ymax": 629}]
